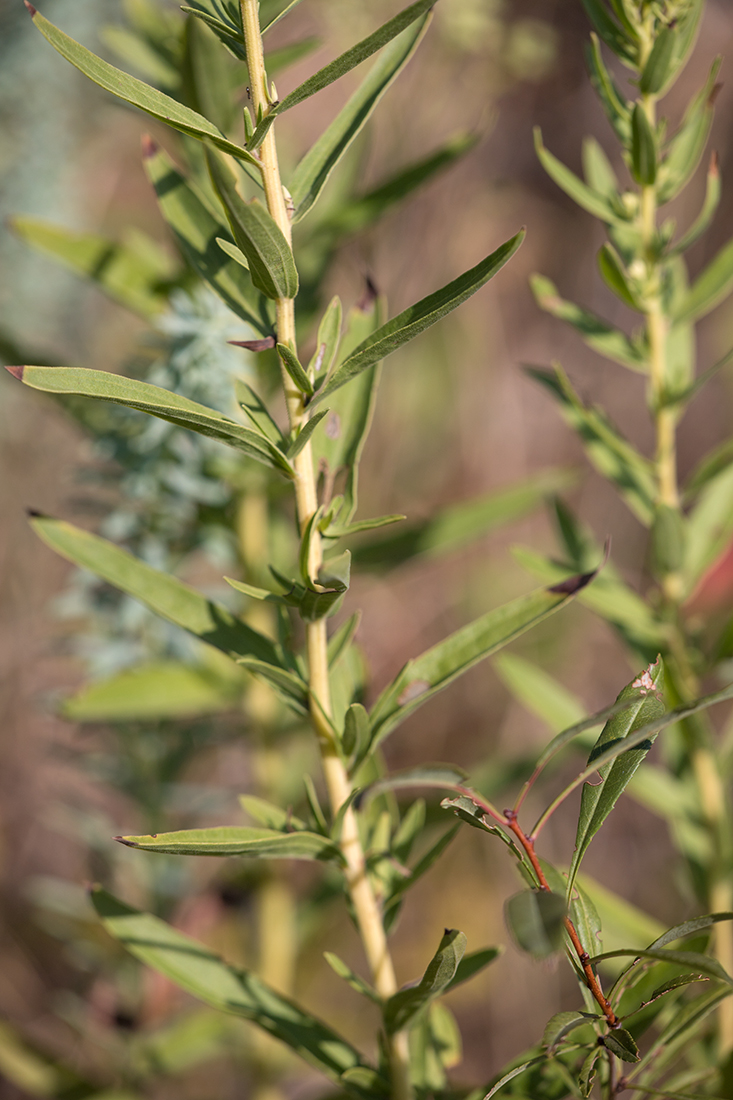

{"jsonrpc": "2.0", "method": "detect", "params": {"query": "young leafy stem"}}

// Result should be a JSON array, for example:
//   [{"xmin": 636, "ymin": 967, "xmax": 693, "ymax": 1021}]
[
  {"xmin": 238, "ymin": 4, "xmax": 412, "ymax": 1095},
  {"xmin": 502, "ymin": 809, "xmax": 619, "ymax": 1029}
]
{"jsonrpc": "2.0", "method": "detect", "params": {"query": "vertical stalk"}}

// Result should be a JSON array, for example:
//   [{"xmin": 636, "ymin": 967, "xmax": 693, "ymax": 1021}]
[
  {"xmin": 238, "ymin": 5, "xmax": 413, "ymax": 1096},
  {"xmin": 639, "ymin": 79, "xmax": 733, "ymax": 1054}
]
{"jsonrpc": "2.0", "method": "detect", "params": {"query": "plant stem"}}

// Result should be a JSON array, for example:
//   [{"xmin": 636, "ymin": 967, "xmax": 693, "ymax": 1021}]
[
  {"xmin": 503, "ymin": 812, "xmax": 619, "ymax": 1028},
  {"xmin": 639, "ymin": 81, "xmax": 733, "ymax": 1053},
  {"xmin": 239, "ymin": 6, "xmax": 412, "ymax": 1096}
]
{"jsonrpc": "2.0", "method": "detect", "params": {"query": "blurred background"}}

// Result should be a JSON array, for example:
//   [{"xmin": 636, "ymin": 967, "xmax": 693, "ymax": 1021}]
[{"xmin": 2, "ymin": 0, "xmax": 733, "ymax": 1096}]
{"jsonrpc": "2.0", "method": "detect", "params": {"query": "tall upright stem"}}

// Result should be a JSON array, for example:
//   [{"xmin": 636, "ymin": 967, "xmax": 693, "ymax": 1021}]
[
  {"xmin": 239, "ymin": 5, "xmax": 412, "ymax": 1095},
  {"xmin": 640, "ymin": 83, "xmax": 733, "ymax": 1054}
]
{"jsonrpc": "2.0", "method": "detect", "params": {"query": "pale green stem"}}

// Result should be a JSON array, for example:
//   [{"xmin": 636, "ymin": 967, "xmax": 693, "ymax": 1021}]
[
  {"xmin": 640, "ymin": 80, "xmax": 733, "ymax": 1054},
  {"xmin": 239, "ymin": 5, "xmax": 413, "ymax": 1096}
]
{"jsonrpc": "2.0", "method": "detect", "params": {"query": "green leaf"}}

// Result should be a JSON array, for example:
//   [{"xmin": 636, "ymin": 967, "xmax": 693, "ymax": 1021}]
[
  {"xmin": 289, "ymin": 17, "xmax": 429, "ymax": 221},
  {"xmin": 342, "ymin": 703, "xmax": 369, "ymax": 759},
  {"xmin": 648, "ymin": 912, "xmax": 733, "ymax": 951},
  {"xmin": 578, "ymin": 875, "xmax": 665, "ymax": 953},
  {"xmin": 248, "ymin": 0, "xmax": 436, "ymax": 149},
  {"xmin": 597, "ymin": 242, "xmax": 642, "ymax": 310},
  {"xmin": 534, "ymin": 128, "xmax": 620, "ymax": 222},
  {"xmin": 531, "ymin": 274, "xmax": 646, "ymax": 372},
  {"xmin": 9, "ymin": 217, "xmax": 173, "ymax": 319},
  {"xmin": 143, "ymin": 143, "xmax": 273, "ymax": 335},
  {"xmin": 593, "ymin": 947, "xmax": 733, "ymax": 987},
  {"xmin": 320, "ymin": 132, "xmax": 477, "ymax": 238},
  {"xmin": 11, "ymin": 365, "xmax": 294, "ymax": 475},
  {"xmin": 494, "ymin": 652, "xmax": 586, "ymax": 735},
  {"xmin": 311, "ymin": 292, "xmax": 384, "ymax": 529},
  {"xmin": 445, "ymin": 947, "xmax": 502, "ymax": 992},
  {"xmin": 603, "ymin": 1027, "xmax": 639, "ymax": 1062},
  {"xmin": 527, "ymin": 365, "xmax": 656, "ymax": 524},
  {"xmin": 277, "ymin": 342, "xmax": 313, "ymax": 396},
  {"xmin": 683, "ymin": 464, "xmax": 733, "ymax": 595},
  {"xmin": 324, "ymin": 953, "xmax": 380, "ymax": 1004},
  {"xmin": 239, "ymin": 794, "xmax": 307, "ymax": 832},
  {"xmin": 116, "ymin": 825, "xmax": 342, "ymax": 862},
  {"xmin": 328, "ymin": 611, "xmax": 361, "ymax": 667},
  {"xmin": 309, "ymin": 296, "xmax": 343, "ymax": 380},
  {"xmin": 582, "ymin": 135, "xmax": 618, "ymax": 196},
  {"xmin": 639, "ymin": 24, "xmax": 678, "ymax": 95},
  {"xmin": 672, "ymin": 152, "xmax": 721, "ymax": 255},
  {"xmin": 580, "ymin": 0, "xmax": 635, "ymax": 64},
  {"xmin": 586, "ymin": 34, "xmax": 630, "ymax": 143},
  {"xmin": 505, "ymin": 890, "xmax": 566, "ymax": 958},
  {"xmin": 236, "ymin": 380, "xmax": 286, "ymax": 447},
  {"xmin": 182, "ymin": 15, "xmax": 235, "ymax": 133},
  {"xmin": 578, "ymin": 1048, "xmax": 602, "ymax": 1098},
  {"xmin": 384, "ymin": 929, "xmax": 467, "ymax": 1033},
  {"xmin": 286, "ymin": 410, "xmax": 329, "ymax": 460},
  {"xmin": 483, "ymin": 1055, "xmax": 548, "ymax": 1100},
  {"xmin": 29, "ymin": 515, "xmax": 282, "ymax": 668},
  {"xmin": 566, "ymin": 659, "xmax": 665, "ymax": 897},
  {"xmin": 675, "ymin": 234, "xmax": 733, "ymax": 326},
  {"xmin": 261, "ymin": 0, "xmax": 307, "ymax": 35},
  {"xmin": 314, "ymin": 231, "xmax": 524, "ymax": 404},
  {"xmin": 28, "ymin": 7, "xmax": 257, "ymax": 163},
  {"xmin": 236, "ymin": 657, "xmax": 309, "ymax": 711},
  {"xmin": 658, "ymin": 59, "xmax": 721, "ymax": 204},
  {"xmin": 630, "ymin": 103, "xmax": 657, "ymax": 186},
  {"xmin": 91, "ymin": 888, "xmax": 384, "ymax": 1097},
  {"xmin": 207, "ymin": 151, "xmax": 298, "ymax": 301},
  {"xmin": 62, "ymin": 661, "xmax": 244, "ymax": 722},
  {"xmin": 368, "ymin": 571, "xmax": 597, "ymax": 751},
  {"xmin": 383, "ymin": 827, "xmax": 462, "ymax": 932},
  {"xmin": 351, "ymin": 468, "xmax": 577, "ymax": 569},
  {"xmin": 542, "ymin": 1011, "xmax": 599, "ymax": 1052}
]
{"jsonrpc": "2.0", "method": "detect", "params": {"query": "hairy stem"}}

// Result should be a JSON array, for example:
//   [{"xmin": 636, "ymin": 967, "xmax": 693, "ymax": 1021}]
[{"xmin": 239, "ymin": 5, "xmax": 412, "ymax": 1095}]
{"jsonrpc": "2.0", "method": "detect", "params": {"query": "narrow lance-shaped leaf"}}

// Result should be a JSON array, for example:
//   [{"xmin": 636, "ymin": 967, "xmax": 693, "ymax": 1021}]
[
  {"xmin": 586, "ymin": 33, "xmax": 630, "ymax": 143},
  {"xmin": 657, "ymin": 59, "xmax": 721, "ymax": 204},
  {"xmin": 62, "ymin": 661, "xmax": 244, "ymax": 722},
  {"xmin": 143, "ymin": 141, "xmax": 273, "ymax": 335},
  {"xmin": 351, "ymin": 468, "xmax": 576, "ymax": 568},
  {"xmin": 314, "ymin": 231, "xmax": 524, "ymax": 405},
  {"xmin": 534, "ymin": 128, "xmax": 620, "ymax": 222},
  {"xmin": 384, "ymin": 929, "xmax": 467, "ymax": 1033},
  {"xmin": 8, "ymin": 365, "xmax": 294, "ymax": 475},
  {"xmin": 527, "ymin": 365, "xmax": 656, "ymax": 525},
  {"xmin": 630, "ymin": 102, "xmax": 657, "ymax": 186},
  {"xmin": 207, "ymin": 150, "xmax": 298, "ymax": 301},
  {"xmin": 674, "ymin": 232, "xmax": 733, "ymax": 326},
  {"xmin": 368, "ymin": 566, "xmax": 598, "ymax": 751},
  {"xmin": 9, "ymin": 217, "xmax": 174, "ymax": 320},
  {"xmin": 27, "ymin": 515, "xmax": 286, "ymax": 670},
  {"xmin": 672, "ymin": 151, "xmax": 721, "ymax": 256},
  {"xmin": 116, "ymin": 825, "xmax": 343, "ymax": 862},
  {"xmin": 530, "ymin": 274, "xmax": 646, "ymax": 373},
  {"xmin": 580, "ymin": 0, "xmax": 636, "ymax": 64},
  {"xmin": 91, "ymin": 888, "xmax": 385, "ymax": 1098},
  {"xmin": 290, "ymin": 17, "xmax": 429, "ymax": 221},
  {"xmin": 247, "ymin": 0, "xmax": 437, "ymax": 148},
  {"xmin": 566, "ymin": 659, "xmax": 665, "ymax": 898},
  {"xmin": 26, "ymin": 5, "xmax": 258, "ymax": 164}
]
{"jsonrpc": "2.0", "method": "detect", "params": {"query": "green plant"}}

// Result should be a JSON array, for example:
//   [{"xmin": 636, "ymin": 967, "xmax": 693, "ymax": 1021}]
[{"xmin": 6, "ymin": 1, "xmax": 733, "ymax": 1099}]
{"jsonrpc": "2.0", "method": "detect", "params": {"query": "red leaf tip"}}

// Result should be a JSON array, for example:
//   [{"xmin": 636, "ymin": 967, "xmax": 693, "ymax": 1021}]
[
  {"xmin": 24, "ymin": 1, "xmax": 37, "ymax": 15},
  {"xmin": 141, "ymin": 134, "xmax": 158, "ymax": 159},
  {"xmin": 113, "ymin": 835, "xmax": 135, "ymax": 847},
  {"xmin": 5, "ymin": 365, "xmax": 24, "ymax": 380}
]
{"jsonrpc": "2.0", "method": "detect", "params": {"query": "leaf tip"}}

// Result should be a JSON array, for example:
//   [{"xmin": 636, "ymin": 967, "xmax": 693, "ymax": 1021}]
[
  {"xmin": 141, "ymin": 134, "xmax": 158, "ymax": 159},
  {"xmin": 4, "ymin": 365, "xmax": 24, "ymax": 380},
  {"xmin": 23, "ymin": 0, "xmax": 37, "ymax": 16},
  {"xmin": 356, "ymin": 275, "xmax": 379, "ymax": 312},
  {"xmin": 26, "ymin": 508, "xmax": 45, "ymax": 519},
  {"xmin": 229, "ymin": 336, "xmax": 276, "ymax": 351},
  {"xmin": 113, "ymin": 835, "xmax": 137, "ymax": 848},
  {"xmin": 548, "ymin": 568, "xmax": 597, "ymax": 596}
]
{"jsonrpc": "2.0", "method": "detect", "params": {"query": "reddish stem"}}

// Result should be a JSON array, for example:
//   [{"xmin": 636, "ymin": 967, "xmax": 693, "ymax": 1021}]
[{"xmin": 503, "ymin": 811, "xmax": 619, "ymax": 1028}]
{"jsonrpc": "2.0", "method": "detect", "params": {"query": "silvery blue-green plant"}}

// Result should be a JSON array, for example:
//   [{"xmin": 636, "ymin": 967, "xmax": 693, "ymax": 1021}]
[{"xmin": 7, "ymin": 1, "xmax": 733, "ymax": 1099}]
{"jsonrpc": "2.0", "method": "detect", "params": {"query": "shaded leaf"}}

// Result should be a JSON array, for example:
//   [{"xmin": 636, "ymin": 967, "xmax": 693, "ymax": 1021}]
[
  {"xmin": 324, "ymin": 953, "xmax": 380, "ymax": 1004},
  {"xmin": 29, "ymin": 7, "xmax": 257, "ymax": 163},
  {"xmin": 505, "ymin": 890, "xmax": 566, "ymax": 958},
  {"xmin": 143, "ymin": 143, "xmax": 272, "ymax": 334},
  {"xmin": 9, "ymin": 217, "xmax": 174, "ymax": 319},
  {"xmin": 658, "ymin": 59, "xmax": 720, "ymax": 204},
  {"xmin": 535, "ymin": 128, "xmax": 620, "ymax": 222},
  {"xmin": 289, "ymin": 17, "xmax": 429, "ymax": 220},
  {"xmin": 62, "ymin": 661, "xmax": 244, "ymax": 722},
  {"xmin": 116, "ymin": 825, "xmax": 342, "ymax": 861},
  {"xmin": 384, "ymin": 929, "xmax": 466, "ymax": 1033},
  {"xmin": 542, "ymin": 1011, "xmax": 599, "ymax": 1052},
  {"xmin": 566, "ymin": 659, "xmax": 665, "ymax": 897},
  {"xmin": 603, "ymin": 1027, "xmax": 639, "ymax": 1062},
  {"xmin": 91, "ymin": 888, "xmax": 384, "ymax": 1097},
  {"xmin": 12, "ymin": 365, "xmax": 294, "ymax": 475},
  {"xmin": 207, "ymin": 150, "xmax": 298, "ymax": 300}
]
